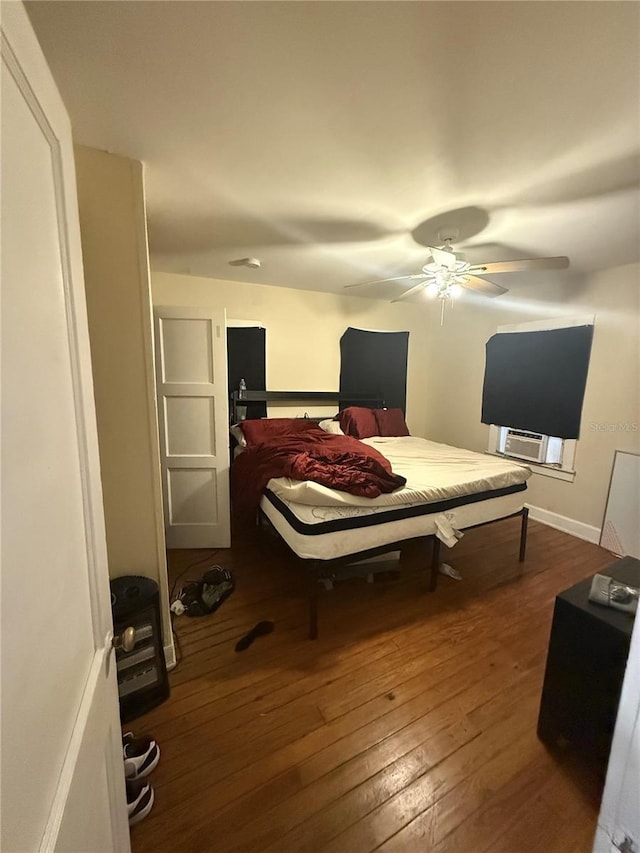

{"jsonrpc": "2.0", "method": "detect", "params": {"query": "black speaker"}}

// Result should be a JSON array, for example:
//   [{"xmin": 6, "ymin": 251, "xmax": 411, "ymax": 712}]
[{"xmin": 110, "ymin": 576, "xmax": 170, "ymax": 723}]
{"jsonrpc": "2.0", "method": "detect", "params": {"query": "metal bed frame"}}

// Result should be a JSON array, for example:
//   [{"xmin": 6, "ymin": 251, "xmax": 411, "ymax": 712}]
[
  {"xmin": 231, "ymin": 389, "xmax": 529, "ymax": 639},
  {"xmin": 259, "ymin": 505, "xmax": 529, "ymax": 639}
]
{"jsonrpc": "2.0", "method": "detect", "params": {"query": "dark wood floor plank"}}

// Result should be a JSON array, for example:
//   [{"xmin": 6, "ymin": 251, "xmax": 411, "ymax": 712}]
[
  {"xmin": 359, "ymin": 696, "xmax": 544, "ymax": 853},
  {"xmin": 256, "ymin": 666, "xmax": 542, "ymax": 853},
  {"xmin": 162, "ymin": 649, "xmax": 547, "ymax": 853},
  {"xmin": 217, "ymin": 716, "xmax": 481, "ymax": 853},
  {"xmin": 130, "ymin": 522, "xmax": 612, "ymax": 853},
  {"xmin": 143, "ymin": 634, "xmax": 507, "ymax": 847}
]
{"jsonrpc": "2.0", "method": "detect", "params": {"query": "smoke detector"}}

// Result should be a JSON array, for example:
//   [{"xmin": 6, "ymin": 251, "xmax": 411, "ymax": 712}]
[{"xmin": 229, "ymin": 257, "xmax": 261, "ymax": 269}]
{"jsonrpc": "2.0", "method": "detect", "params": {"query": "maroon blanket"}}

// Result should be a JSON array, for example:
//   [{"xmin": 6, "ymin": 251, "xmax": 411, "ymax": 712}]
[{"xmin": 232, "ymin": 431, "xmax": 406, "ymax": 519}]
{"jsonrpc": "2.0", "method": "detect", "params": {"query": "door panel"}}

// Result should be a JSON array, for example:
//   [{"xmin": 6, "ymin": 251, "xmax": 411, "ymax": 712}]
[
  {"xmin": 44, "ymin": 657, "xmax": 125, "ymax": 853},
  {"xmin": 0, "ymin": 4, "xmax": 129, "ymax": 851},
  {"xmin": 165, "ymin": 396, "xmax": 216, "ymax": 455},
  {"xmin": 155, "ymin": 307, "xmax": 231, "ymax": 548},
  {"xmin": 162, "ymin": 317, "xmax": 215, "ymax": 382}
]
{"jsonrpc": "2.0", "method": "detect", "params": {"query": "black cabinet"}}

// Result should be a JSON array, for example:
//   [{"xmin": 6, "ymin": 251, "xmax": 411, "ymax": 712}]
[
  {"xmin": 537, "ymin": 556, "xmax": 639, "ymax": 773},
  {"xmin": 111, "ymin": 576, "xmax": 170, "ymax": 723}
]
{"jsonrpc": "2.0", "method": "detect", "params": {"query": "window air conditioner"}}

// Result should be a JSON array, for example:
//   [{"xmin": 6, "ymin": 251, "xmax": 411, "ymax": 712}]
[{"xmin": 504, "ymin": 429, "xmax": 548, "ymax": 463}]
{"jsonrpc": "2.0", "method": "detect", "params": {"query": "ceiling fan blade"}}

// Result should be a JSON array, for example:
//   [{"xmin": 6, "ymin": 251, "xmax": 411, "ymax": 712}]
[
  {"xmin": 468, "ymin": 256, "xmax": 569, "ymax": 275},
  {"xmin": 391, "ymin": 280, "xmax": 428, "ymax": 303},
  {"xmin": 460, "ymin": 275, "xmax": 508, "ymax": 297},
  {"xmin": 428, "ymin": 245, "xmax": 457, "ymax": 270},
  {"xmin": 344, "ymin": 274, "xmax": 425, "ymax": 289}
]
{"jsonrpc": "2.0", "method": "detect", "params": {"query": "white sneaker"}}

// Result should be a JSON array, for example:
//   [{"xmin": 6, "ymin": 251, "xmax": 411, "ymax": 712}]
[
  {"xmin": 122, "ymin": 732, "xmax": 160, "ymax": 780},
  {"xmin": 126, "ymin": 779, "xmax": 154, "ymax": 827}
]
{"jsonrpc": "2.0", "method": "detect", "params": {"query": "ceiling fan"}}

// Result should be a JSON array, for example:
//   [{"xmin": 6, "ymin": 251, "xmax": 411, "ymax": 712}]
[{"xmin": 346, "ymin": 236, "xmax": 569, "ymax": 324}]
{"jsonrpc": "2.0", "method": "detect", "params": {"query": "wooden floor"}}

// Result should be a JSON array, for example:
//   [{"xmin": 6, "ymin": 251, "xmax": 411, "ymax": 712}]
[{"xmin": 130, "ymin": 519, "xmax": 613, "ymax": 853}]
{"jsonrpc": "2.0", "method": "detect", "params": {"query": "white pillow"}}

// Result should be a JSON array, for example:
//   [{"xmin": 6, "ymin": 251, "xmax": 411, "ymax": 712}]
[
  {"xmin": 230, "ymin": 424, "xmax": 247, "ymax": 446},
  {"xmin": 318, "ymin": 418, "xmax": 345, "ymax": 436}
]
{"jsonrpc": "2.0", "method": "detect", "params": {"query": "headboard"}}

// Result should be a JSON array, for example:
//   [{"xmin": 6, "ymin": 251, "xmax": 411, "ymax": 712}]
[{"xmin": 229, "ymin": 390, "xmax": 384, "ymax": 425}]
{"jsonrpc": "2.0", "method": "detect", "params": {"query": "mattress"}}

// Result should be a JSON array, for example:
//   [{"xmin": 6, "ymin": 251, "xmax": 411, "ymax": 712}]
[
  {"xmin": 259, "ymin": 435, "xmax": 529, "ymax": 560},
  {"xmin": 266, "ymin": 435, "xmax": 530, "ymax": 508},
  {"xmin": 261, "ymin": 487, "xmax": 526, "ymax": 560}
]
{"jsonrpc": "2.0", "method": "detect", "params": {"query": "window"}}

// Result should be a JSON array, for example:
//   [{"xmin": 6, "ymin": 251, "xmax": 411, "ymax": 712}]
[
  {"xmin": 483, "ymin": 316, "xmax": 593, "ymax": 482},
  {"xmin": 339, "ymin": 327, "xmax": 409, "ymax": 413}
]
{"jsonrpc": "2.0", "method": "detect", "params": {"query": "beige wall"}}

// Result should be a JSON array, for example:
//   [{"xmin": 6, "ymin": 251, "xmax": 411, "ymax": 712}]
[
  {"xmin": 423, "ymin": 263, "xmax": 640, "ymax": 530},
  {"xmin": 75, "ymin": 146, "xmax": 171, "ymax": 653},
  {"xmin": 154, "ymin": 263, "xmax": 639, "ymax": 533},
  {"xmin": 152, "ymin": 271, "xmax": 433, "ymax": 432}
]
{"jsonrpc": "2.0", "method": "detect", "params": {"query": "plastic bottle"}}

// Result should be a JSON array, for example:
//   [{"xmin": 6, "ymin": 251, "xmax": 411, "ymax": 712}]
[{"xmin": 239, "ymin": 378, "xmax": 247, "ymax": 399}]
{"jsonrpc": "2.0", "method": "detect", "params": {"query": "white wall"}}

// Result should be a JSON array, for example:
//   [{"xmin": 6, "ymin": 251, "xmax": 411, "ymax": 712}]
[
  {"xmin": 423, "ymin": 263, "xmax": 640, "ymax": 531},
  {"xmin": 153, "ymin": 263, "xmax": 639, "ymax": 536},
  {"xmin": 152, "ymin": 271, "xmax": 433, "ymax": 432},
  {"xmin": 75, "ymin": 146, "xmax": 173, "ymax": 659}
]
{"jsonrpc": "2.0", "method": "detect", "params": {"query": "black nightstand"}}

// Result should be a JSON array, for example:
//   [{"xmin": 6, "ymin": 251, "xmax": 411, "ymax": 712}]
[{"xmin": 537, "ymin": 556, "xmax": 639, "ymax": 773}]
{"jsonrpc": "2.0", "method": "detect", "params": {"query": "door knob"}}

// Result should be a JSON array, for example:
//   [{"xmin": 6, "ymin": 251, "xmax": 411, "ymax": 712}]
[{"xmin": 112, "ymin": 626, "xmax": 136, "ymax": 654}]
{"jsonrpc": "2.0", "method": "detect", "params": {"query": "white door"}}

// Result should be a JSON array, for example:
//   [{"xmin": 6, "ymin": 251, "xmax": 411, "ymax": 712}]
[
  {"xmin": 593, "ymin": 614, "xmax": 640, "ymax": 853},
  {"xmin": 1, "ymin": 4, "xmax": 129, "ymax": 852},
  {"xmin": 154, "ymin": 306, "xmax": 231, "ymax": 548}
]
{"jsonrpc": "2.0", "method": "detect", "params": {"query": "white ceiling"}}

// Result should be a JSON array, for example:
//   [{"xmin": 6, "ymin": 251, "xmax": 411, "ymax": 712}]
[{"xmin": 26, "ymin": 1, "xmax": 640, "ymax": 299}]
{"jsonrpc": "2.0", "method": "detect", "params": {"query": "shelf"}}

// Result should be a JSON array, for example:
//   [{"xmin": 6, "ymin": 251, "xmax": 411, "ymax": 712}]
[
  {"xmin": 229, "ymin": 390, "xmax": 384, "ymax": 423},
  {"xmin": 230, "ymin": 390, "xmax": 382, "ymax": 403}
]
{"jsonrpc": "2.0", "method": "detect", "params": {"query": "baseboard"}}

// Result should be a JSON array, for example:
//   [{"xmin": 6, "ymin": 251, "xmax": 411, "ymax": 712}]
[
  {"xmin": 164, "ymin": 641, "xmax": 177, "ymax": 671},
  {"xmin": 526, "ymin": 503, "xmax": 601, "ymax": 545}
]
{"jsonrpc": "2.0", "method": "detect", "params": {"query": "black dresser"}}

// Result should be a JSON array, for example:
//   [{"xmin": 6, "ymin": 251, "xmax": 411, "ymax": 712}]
[{"xmin": 537, "ymin": 556, "xmax": 639, "ymax": 773}]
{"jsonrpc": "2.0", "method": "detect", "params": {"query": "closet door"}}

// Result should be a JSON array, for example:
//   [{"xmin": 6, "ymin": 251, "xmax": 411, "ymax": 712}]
[{"xmin": 154, "ymin": 307, "xmax": 231, "ymax": 548}]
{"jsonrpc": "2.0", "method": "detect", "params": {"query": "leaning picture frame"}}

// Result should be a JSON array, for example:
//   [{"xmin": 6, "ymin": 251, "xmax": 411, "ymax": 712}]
[{"xmin": 600, "ymin": 450, "xmax": 640, "ymax": 559}]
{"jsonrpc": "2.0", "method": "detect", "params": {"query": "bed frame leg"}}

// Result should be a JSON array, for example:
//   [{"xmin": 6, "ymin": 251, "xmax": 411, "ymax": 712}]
[
  {"xmin": 429, "ymin": 536, "xmax": 440, "ymax": 592},
  {"xmin": 308, "ymin": 563, "xmax": 319, "ymax": 640},
  {"xmin": 519, "ymin": 506, "xmax": 529, "ymax": 563}
]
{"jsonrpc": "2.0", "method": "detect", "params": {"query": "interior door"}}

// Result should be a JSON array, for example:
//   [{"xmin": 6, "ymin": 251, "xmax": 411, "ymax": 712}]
[
  {"xmin": 154, "ymin": 306, "xmax": 231, "ymax": 548},
  {"xmin": 1, "ymin": 4, "xmax": 129, "ymax": 851},
  {"xmin": 593, "ymin": 614, "xmax": 640, "ymax": 852}
]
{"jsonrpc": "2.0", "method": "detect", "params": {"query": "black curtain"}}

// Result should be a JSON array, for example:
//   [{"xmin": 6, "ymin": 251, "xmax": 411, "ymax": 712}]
[
  {"xmin": 481, "ymin": 325, "xmax": 594, "ymax": 439},
  {"xmin": 339, "ymin": 327, "xmax": 409, "ymax": 413},
  {"xmin": 227, "ymin": 327, "xmax": 266, "ymax": 420}
]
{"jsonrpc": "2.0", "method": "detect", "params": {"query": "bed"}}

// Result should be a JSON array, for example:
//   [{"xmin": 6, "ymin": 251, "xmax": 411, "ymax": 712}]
[{"xmin": 230, "ymin": 391, "xmax": 531, "ymax": 638}]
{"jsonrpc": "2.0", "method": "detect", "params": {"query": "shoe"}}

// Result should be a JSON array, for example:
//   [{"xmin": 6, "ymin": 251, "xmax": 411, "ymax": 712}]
[
  {"xmin": 122, "ymin": 732, "xmax": 160, "ymax": 780},
  {"xmin": 126, "ymin": 778, "xmax": 154, "ymax": 827}
]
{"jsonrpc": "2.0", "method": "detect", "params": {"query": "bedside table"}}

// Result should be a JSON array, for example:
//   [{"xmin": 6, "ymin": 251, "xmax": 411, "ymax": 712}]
[{"xmin": 537, "ymin": 556, "xmax": 639, "ymax": 773}]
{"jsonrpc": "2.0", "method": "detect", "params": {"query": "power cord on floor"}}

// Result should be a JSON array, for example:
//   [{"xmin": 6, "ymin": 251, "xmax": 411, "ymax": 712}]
[
  {"xmin": 170, "ymin": 609, "xmax": 183, "ymax": 668},
  {"xmin": 168, "ymin": 548, "xmax": 220, "ymax": 672},
  {"xmin": 169, "ymin": 548, "xmax": 221, "ymax": 602}
]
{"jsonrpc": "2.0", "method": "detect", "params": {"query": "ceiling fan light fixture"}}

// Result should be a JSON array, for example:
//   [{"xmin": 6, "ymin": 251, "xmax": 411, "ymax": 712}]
[
  {"xmin": 423, "ymin": 257, "xmax": 470, "ymax": 276},
  {"xmin": 345, "ymin": 233, "xmax": 568, "ymax": 314}
]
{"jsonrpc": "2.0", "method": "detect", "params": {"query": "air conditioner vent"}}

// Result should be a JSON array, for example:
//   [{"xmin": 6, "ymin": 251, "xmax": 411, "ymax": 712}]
[{"xmin": 504, "ymin": 429, "xmax": 548, "ymax": 463}]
